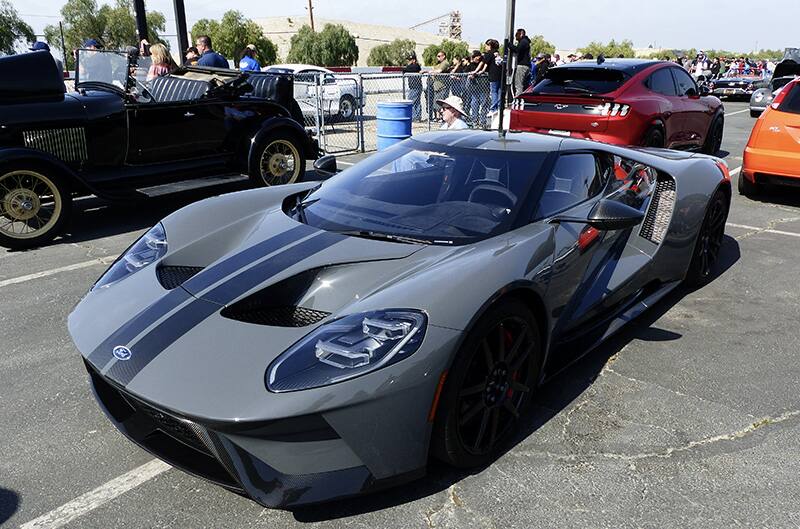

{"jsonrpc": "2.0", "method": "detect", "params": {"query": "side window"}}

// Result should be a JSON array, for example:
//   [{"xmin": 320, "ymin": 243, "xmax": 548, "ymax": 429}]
[
  {"xmin": 647, "ymin": 68, "xmax": 677, "ymax": 96},
  {"xmin": 671, "ymin": 68, "xmax": 697, "ymax": 96},
  {"xmin": 536, "ymin": 153, "xmax": 604, "ymax": 218},
  {"xmin": 605, "ymin": 156, "xmax": 657, "ymax": 211},
  {"xmin": 324, "ymin": 73, "xmax": 337, "ymax": 85}
]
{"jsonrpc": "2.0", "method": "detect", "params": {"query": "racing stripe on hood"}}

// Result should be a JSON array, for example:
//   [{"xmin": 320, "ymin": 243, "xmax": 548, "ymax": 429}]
[
  {"xmin": 85, "ymin": 224, "xmax": 315, "ymax": 369},
  {"xmin": 103, "ymin": 230, "xmax": 344, "ymax": 386}
]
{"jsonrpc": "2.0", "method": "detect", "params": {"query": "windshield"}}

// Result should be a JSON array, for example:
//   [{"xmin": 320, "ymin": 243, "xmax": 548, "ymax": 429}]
[
  {"xmin": 533, "ymin": 68, "xmax": 629, "ymax": 95},
  {"xmin": 76, "ymin": 49, "xmax": 130, "ymax": 89},
  {"xmin": 294, "ymin": 140, "xmax": 549, "ymax": 245}
]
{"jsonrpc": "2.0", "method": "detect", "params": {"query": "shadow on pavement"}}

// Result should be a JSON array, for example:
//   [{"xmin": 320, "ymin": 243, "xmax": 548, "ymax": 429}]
[
  {"xmin": 742, "ymin": 184, "xmax": 800, "ymax": 209},
  {"xmin": 0, "ymin": 487, "xmax": 20, "ymax": 525},
  {"xmin": 292, "ymin": 235, "xmax": 741, "ymax": 523}
]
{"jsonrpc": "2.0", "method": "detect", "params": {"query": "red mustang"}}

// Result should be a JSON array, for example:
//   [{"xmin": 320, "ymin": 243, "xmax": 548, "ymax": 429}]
[{"xmin": 510, "ymin": 59, "xmax": 725, "ymax": 154}]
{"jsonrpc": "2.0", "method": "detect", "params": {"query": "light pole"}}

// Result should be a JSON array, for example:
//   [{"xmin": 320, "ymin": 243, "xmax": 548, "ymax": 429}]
[{"xmin": 497, "ymin": 0, "xmax": 516, "ymax": 137}]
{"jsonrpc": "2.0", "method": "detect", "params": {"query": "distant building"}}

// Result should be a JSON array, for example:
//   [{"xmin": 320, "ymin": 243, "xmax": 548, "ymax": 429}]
[{"xmin": 255, "ymin": 16, "xmax": 471, "ymax": 67}]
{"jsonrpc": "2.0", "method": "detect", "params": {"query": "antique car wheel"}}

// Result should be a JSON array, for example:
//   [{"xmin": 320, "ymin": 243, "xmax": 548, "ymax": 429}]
[
  {"xmin": 251, "ymin": 133, "xmax": 305, "ymax": 187},
  {"xmin": 433, "ymin": 299, "xmax": 542, "ymax": 468},
  {"xmin": 338, "ymin": 95, "xmax": 356, "ymax": 121},
  {"xmin": 0, "ymin": 166, "xmax": 71, "ymax": 250},
  {"xmin": 685, "ymin": 189, "xmax": 728, "ymax": 287}
]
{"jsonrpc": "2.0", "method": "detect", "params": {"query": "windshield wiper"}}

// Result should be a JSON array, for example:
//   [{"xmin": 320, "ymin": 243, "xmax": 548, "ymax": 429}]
[{"xmin": 335, "ymin": 230, "xmax": 442, "ymax": 245}]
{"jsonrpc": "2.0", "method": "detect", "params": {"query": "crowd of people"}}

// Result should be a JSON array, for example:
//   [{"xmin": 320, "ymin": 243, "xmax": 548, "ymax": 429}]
[{"xmin": 667, "ymin": 52, "xmax": 775, "ymax": 80}]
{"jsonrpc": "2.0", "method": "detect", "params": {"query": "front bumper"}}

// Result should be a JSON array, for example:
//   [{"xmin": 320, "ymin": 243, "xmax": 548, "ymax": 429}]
[
  {"xmin": 712, "ymin": 87, "xmax": 753, "ymax": 98},
  {"xmin": 87, "ymin": 360, "xmax": 428, "ymax": 507}
]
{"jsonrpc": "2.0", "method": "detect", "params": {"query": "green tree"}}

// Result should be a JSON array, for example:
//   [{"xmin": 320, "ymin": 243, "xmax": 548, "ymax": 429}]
[
  {"xmin": 191, "ymin": 11, "xmax": 277, "ymax": 66},
  {"xmin": 422, "ymin": 39, "xmax": 469, "ymax": 66},
  {"xmin": 367, "ymin": 38, "xmax": 416, "ymax": 67},
  {"xmin": 286, "ymin": 23, "xmax": 358, "ymax": 66},
  {"xmin": 529, "ymin": 34, "xmax": 555, "ymax": 58},
  {"xmin": 0, "ymin": 0, "xmax": 35, "ymax": 54},
  {"xmin": 578, "ymin": 39, "xmax": 636, "ymax": 59},
  {"xmin": 44, "ymin": 0, "xmax": 166, "ymax": 69}
]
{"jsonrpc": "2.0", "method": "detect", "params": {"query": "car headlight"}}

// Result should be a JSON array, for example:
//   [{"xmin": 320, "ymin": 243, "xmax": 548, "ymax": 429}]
[
  {"xmin": 266, "ymin": 309, "xmax": 427, "ymax": 392},
  {"xmin": 754, "ymin": 92, "xmax": 764, "ymax": 102},
  {"xmin": 94, "ymin": 223, "xmax": 167, "ymax": 289}
]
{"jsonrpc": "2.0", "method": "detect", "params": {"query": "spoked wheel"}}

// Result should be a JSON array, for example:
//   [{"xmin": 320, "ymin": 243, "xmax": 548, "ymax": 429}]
[
  {"xmin": 0, "ymin": 167, "xmax": 71, "ymax": 250},
  {"xmin": 685, "ymin": 189, "xmax": 728, "ymax": 287},
  {"xmin": 250, "ymin": 132, "xmax": 305, "ymax": 187},
  {"xmin": 433, "ymin": 299, "xmax": 542, "ymax": 468}
]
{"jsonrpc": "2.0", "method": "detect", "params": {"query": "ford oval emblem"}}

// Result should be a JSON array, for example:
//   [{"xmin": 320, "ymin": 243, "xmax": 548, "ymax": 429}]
[
  {"xmin": 113, "ymin": 345, "xmax": 132, "ymax": 361},
  {"xmin": 555, "ymin": 104, "xmax": 569, "ymax": 110}
]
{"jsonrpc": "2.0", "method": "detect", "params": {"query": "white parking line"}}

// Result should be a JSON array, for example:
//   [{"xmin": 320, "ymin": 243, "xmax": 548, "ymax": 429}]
[
  {"xmin": 730, "ymin": 166, "xmax": 741, "ymax": 176},
  {"xmin": 726, "ymin": 222, "xmax": 800, "ymax": 238},
  {"xmin": 725, "ymin": 109, "xmax": 750, "ymax": 117},
  {"xmin": 19, "ymin": 459, "xmax": 170, "ymax": 529},
  {"xmin": 0, "ymin": 257, "xmax": 115, "ymax": 289}
]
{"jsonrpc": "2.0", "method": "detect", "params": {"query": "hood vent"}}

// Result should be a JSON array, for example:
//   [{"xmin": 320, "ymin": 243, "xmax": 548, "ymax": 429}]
[
  {"xmin": 157, "ymin": 265, "xmax": 204, "ymax": 290},
  {"xmin": 220, "ymin": 268, "xmax": 331, "ymax": 327}
]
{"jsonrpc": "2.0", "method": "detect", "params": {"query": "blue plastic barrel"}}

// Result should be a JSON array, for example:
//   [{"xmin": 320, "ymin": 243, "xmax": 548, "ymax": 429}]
[{"xmin": 376, "ymin": 100, "xmax": 413, "ymax": 150}]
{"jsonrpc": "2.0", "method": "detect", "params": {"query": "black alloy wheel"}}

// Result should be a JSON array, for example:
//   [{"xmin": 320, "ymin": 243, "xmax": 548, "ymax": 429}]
[
  {"xmin": 702, "ymin": 117, "xmax": 724, "ymax": 155},
  {"xmin": 433, "ymin": 299, "xmax": 542, "ymax": 468},
  {"xmin": 685, "ymin": 189, "xmax": 728, "ymax": 287},
  {"xmin": 643, "ymin": 127, "xmax": 665, "ymax": 148}
]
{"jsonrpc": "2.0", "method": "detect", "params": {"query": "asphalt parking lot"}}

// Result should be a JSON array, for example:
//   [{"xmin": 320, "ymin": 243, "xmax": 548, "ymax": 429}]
[{"xmin": 3, "ymin": 101, "xmax": 800, "ymax": 528}]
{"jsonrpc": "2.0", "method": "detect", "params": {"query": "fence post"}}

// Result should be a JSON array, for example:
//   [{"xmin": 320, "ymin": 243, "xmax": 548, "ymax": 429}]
[{"xmin": 358, "ymin": 74, "xmax": 366, "ymax": 153}]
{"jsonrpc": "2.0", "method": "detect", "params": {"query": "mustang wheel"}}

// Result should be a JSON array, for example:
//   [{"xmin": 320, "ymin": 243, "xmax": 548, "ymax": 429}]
[
  {"xmin": 685, "ymin": 189, "xmax": 728, "ymax": 287},
  {"xmin": 643, "ymin": 127, "xmax": 665, "ymax": 148},
  {"xmin": 0, "ymin": 166, "xmax": 71, "ymax": 250},
  {"xmin": 433, "ymin": 299, "xmax": 542, "ymax": 468},
  {"xmin": 702, "ymin": 117, "xmax": 724, "ymax": 155},
  {"xmin": 338, "ymin": 95, "xmax": 356, "ymax": 121},
  {"xmin": 251, "ymin": 132, "xmax": 305, "ymax": 187}
]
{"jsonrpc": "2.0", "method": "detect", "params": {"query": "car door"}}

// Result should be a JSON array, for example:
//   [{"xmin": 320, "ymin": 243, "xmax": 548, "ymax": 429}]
[
  {"xmin": 671, "ymin": 67, "xmax": 710, "ymax": 147},
  {"xmin": 542, "ymin": 152, "xmax": 656, "ymax": 361},
  {"xmin": 126, "ymin": 88, "xmax": 228, "ymax": 165},
  {"xmin": 644, "ymin": 67, "xmax": 682, "ymax": 146}
]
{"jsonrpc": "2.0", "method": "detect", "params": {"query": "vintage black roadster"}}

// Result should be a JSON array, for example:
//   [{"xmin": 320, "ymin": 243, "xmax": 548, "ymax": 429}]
[{"xmin": 0, "ymin": 49, "xmax": 315, "ymax": 249}]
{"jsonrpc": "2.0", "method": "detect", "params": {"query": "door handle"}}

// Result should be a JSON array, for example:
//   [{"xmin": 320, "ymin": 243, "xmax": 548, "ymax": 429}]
[{"xmin": 183, "ymin": 111, "xmax": 195, "ymax": 118}]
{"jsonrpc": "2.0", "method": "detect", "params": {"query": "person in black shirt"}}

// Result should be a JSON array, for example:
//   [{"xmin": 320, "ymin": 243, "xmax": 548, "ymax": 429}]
[
  {"xmin": 403, "ymin": 53, "xmax": 423, "ymax": 121},
  {"xmin": 508, "ymin": 28, "xmax": 531, "ymax": 96},
  {"xmin": 467, "ymin": 50, "xmax": 489, "ymax": 127},
  {"xmin": 483, "ymin": 39, "xmax": 502, "ymax": 113}
]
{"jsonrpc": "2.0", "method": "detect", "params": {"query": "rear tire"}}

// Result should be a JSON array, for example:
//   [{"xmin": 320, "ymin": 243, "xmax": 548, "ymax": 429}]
[
  {"xmin": 737, "ymin": 172, "xmax": 759, "ymax": 196},
  {"xmin": 432, "ymin": 298, "xmax": 542, "ymax": 468},
  {"xmin": 684, "ymin": 189, "xmax": 728, "ymax": 287},
  {"xmin": 643, "ymin": 126, "xmax": 665, "ymax": 148},
  {"xmin": 0, "ymin": 164, "xmax": 71, "ymax": 250},
  {"xmin": 702, "ymin": 116, "xmax": 724, "ymax": 155},
  {"xmin": 248, "ymin": 130, "xmax": 305, "ymax": 187},
  {"xmin": 749, "ymin": 109, "xmax": 760, "ymax": 118},
  {"xmin": 338, "ymin": 94, "xmax": 356, "ymax": 121}
]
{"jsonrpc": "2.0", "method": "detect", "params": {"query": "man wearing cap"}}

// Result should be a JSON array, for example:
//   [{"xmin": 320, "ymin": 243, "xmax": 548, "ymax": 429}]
[
  {"xmin": 29, "ymin": 41, "xmax": 63, "ymax": 74},
  {"xmin": 239, "ymin": 44, "xmax": 261, "ymax": 72},
  {"xmin": 436, "ymin": 95, "xmax": 469, "ymax": 130},
  {"xmin": 195, "ymin": 35, "xmax": 229, "ymax": 68},
  {"xmin": 403, "ymin": 52, "xmax": 423, "ymax": 121}
]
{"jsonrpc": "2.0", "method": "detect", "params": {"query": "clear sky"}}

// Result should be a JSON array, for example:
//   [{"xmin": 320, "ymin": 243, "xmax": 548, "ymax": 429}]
[{"xmin": 13, "ymin": 0, "xmax": 798, "ymax": 53}]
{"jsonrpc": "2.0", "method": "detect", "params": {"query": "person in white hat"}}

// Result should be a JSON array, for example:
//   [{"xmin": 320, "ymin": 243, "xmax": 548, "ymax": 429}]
[
  {"xmin": 239, "ymin": 44, "xmax": 261, "ymax": 72},
  {"xmin": 436, "ymin": 95, "xmax": 469, "ymax": 130}
]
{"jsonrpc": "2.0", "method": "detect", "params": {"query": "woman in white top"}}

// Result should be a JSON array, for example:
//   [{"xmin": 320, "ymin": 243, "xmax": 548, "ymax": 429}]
[{"xmin": 436, "ymin": 95, "xmax": 469, "ymax": 130}]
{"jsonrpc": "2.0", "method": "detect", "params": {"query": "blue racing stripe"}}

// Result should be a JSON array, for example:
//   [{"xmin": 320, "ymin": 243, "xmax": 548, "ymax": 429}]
[
  {"xmin": 85, "ymin": 224, "xmax": 315, "ymax": 370},
  {"xmin": 105, "ymin": 231, "xmax": 344, "ymax": 386}
]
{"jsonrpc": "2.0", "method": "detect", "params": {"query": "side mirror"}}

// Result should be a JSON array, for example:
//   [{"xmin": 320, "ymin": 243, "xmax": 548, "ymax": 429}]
[
  {"xmin": 313, "ymin": 155, "xmax": 338, "ymax": 177},
  {"xmin": 587, "ymin": 199, "xmax": 645, "ymax": 231},
  {"xmin": 685, "ymin": 87, "xmax": 699, "ymax": 98}
]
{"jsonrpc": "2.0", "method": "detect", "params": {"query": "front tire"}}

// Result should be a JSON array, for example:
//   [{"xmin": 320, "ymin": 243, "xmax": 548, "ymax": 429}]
[
  {"xmin": 432, "ymin": 299, "xmax": 542, "ymax": 468},
  {"xmin": 0, "ymin": 165, "xmax": 71, "ymax": 250},
  {"xmin": 684, "ymin": 189, "xmax": 728, "ymax": 287},
  {"xmin": 702, "ymin": 116, "xmax": 724, "ymax": 155},
  {"xmin": 249, "ymin": 131, "xmax": 305, "ymax": 187}
]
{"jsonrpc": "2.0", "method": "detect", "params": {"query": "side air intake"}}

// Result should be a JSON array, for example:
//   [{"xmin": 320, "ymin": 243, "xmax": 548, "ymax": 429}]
[{"xmin": 639, "ymin": 177, "xmax": 676, "ymax": 244}]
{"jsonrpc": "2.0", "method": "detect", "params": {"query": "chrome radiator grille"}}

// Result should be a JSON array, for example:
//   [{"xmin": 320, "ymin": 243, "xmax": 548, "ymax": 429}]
[
  {"xmin": 639, "ymin": 178, "xmax": 676, "ymax": 244},
  {"xmin": 23, "ymin": 128, "xmax": 88, "ymax": 162}
]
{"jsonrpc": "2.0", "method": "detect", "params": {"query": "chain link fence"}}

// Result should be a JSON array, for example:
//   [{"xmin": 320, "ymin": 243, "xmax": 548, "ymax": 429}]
[{"xmin": 301, "ymin": 72, "xmax": 495, "ymax": 155}]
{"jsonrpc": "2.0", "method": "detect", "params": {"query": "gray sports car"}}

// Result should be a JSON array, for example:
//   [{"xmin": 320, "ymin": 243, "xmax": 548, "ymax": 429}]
[
  {"xmin": 749, "ymin": 49, "xmax": 800, "ymax": 116},
  {"xmin": 69, "ymin": 130, "xmax": 731, "ymax": 508}
]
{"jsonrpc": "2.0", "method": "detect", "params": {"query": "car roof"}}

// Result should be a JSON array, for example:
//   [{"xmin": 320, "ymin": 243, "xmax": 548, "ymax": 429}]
[
  {"xmin": 550, "ymin": 58, "xmax": 662, "ymax": 76},
  {"xmin": 269, "ymin": 64, "xmax": 332, "ymax": 73}
]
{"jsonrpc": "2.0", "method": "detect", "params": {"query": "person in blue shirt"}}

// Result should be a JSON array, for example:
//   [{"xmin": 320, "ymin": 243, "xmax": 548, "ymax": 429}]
[
  {"xmin": 195, "ymin": 35, "xmax": 229, "ymax": 68},
  {"xmin": 239, "ymin": 44, "xmax": 261, "ymax": 72}
]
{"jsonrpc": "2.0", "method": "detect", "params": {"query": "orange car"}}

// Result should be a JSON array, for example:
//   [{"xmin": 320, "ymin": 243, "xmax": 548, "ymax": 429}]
[{"xmin": 740, "ymin": 78, "xmax": 800, "ymax": 195}]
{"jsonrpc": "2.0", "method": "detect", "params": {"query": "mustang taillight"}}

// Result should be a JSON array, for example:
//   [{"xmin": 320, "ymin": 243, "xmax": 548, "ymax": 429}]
[
  {"xmin": 511, "ymin": 98, "xmax": 525, "ymax": 110},
  {"xmin": 586, "ymin": 103, "xmax": 630, "ymax": 116}
]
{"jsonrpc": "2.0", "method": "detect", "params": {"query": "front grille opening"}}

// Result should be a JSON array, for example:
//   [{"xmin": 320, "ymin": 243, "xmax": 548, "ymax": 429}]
[
  {"xmin": 221, "ymin": 268, "xmax": 331, "ymax": 327},
  {"xmin": 86, "ymin": 362, "xmax": 136, "ymax": 422},
  {"xmin": 142, "ymin": 431, "xmax": 241, "ymax": 490},
  {"xmin": 157, "ymin": 265, "xmax": 204, "ymax": 290}
]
